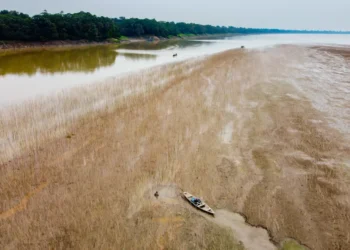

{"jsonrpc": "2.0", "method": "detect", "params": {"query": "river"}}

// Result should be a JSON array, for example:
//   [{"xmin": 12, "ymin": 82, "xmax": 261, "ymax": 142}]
[
  {"xmin": 1, "ymin": 33, "xmax": 350, "ymax": 250},
  {"xmin": 0, "ymin": 34, "xmax": 349, "ymax": 106}
]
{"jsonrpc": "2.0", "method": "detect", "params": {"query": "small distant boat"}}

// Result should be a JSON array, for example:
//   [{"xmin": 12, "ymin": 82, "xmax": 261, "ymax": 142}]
[{"xmin": 182, "ymin": 192, "xmax": 215, "ymax": 215}]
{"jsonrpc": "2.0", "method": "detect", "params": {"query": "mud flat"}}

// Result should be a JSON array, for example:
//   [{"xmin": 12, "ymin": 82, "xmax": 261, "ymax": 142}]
[{"xmin": 1, "ymin": 45, "xmax": 350, "ymax": 249}]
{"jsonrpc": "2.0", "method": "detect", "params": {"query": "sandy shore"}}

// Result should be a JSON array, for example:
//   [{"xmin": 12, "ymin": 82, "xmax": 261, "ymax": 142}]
[{"xmin": 1, "ymin": 45, "xmax": 349, "ymax": 249}]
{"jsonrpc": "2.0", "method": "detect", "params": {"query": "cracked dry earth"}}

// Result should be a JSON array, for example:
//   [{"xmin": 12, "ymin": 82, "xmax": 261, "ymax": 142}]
[{"xmin": 1, "ymin": 45, "xmax": 350, "ymax": 250}]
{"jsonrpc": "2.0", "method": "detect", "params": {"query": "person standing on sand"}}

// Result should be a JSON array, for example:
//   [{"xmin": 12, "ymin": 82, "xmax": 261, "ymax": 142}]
[{"xmin": 154, "ymin": 191, "xmax": 159, "ymax": 199}]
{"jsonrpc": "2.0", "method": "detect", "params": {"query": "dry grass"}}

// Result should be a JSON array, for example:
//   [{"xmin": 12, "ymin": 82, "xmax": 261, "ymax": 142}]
[{"xmin": 1, "ymin": 46, "xmax": 350, "ymax": 250}]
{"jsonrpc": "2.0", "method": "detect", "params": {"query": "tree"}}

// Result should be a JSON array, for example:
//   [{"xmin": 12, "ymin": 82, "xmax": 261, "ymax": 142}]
[
  {"xmin": 87, "ymin": 23, "xmax": 98, "ymax": 40},
  {"xmin": 135, "ymin": 23, "xmax": 144, "ymax": 36},
  {"xmin": 33, "ymin": 15, "xmax": 58, "ymax": 41}
]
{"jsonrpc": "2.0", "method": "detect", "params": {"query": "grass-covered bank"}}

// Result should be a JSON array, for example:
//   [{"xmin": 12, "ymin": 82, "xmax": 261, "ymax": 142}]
[
  {"xmin": 0, "ymin": 40, "xmax": 114, "ymax": 50},
  {"xmin": 0, "ymin": 33, "xmax": 234, "ymax": 51}
]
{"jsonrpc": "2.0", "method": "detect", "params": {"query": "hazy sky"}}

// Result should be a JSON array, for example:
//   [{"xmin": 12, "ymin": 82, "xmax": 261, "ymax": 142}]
[{"xmin": 2, "ymin": 0, "xmax": 350, "ymax": 30}]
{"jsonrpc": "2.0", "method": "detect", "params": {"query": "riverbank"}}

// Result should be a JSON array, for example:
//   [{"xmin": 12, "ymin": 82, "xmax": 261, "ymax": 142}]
[
  {"xmin": 0, "ymin": 34, "xmax": 236, "ymax": 51},
  {"xmin": 0, "ymin": 40, "xmax": 114, "ymax": 51},
  {"xmin": 1, "ymin": 45, "xmax": 349, "ymax": 250}
]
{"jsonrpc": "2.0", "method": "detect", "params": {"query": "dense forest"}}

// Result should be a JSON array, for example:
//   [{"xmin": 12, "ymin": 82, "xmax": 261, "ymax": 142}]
[
  {"xmin": 0, "ymin": 10, "xmax": 349, "ymax": 42},
  {"xmin": 0, "ymin": 10, "xmax": 119, "ymax": 41}
]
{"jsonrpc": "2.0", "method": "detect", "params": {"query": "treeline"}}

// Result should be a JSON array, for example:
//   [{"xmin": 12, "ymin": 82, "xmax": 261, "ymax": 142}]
[
  {"xmin": 116, "ymin": 18, "xmax": 233, "ymax": 37},
  {"xmin": 116, "ymin": 18, "xmax": 349, "ymax": 37},
  {"xmin": 0, "ymin": 10, "xmax": 349, "ymax": 42},
  {"xmin": 0, "ymin": 10, "xmax": 119, "ymax": 41}
]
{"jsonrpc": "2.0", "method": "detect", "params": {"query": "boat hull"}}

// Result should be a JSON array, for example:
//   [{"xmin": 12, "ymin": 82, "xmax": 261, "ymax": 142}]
[{"xmin": 182, "ymin": 192, "xmax": 215, "ymax": 216}]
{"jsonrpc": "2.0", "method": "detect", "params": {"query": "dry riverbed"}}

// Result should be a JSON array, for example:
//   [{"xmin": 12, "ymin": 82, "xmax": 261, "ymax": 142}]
[{"xmin": 1, "ymin": 45, "xmax": 350, "ymax": 250}]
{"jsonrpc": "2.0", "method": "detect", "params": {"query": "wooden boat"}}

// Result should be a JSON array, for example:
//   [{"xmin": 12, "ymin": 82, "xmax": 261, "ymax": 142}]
[{"xmin": 182, "ymin": 192, "xmax": 215, "ymax": 215}]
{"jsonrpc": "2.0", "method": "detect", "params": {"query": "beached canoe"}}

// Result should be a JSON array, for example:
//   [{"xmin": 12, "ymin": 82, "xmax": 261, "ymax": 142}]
[{"xmin": 182, "ymin": 192, "xmax": 215, "ymax": 215}]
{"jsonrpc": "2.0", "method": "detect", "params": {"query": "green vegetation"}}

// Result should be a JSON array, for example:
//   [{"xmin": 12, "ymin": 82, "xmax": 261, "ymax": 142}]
[
  {"xmin": 119, "ymin": 36, "xmax": 129, "ymax": 41},
  {"xmin": 0, "ymin": 10, "xmax": 119, "ymax": 41},
  {"xmin": 178, "ymin": 33, "xmax": 195, "ymax": 38},
  {"xmin": 280, "ymin": 239, "xmax": 308, "ymax": 250},
  {"xmin": 1, "ymin": 10, "xmax": 349, "ymax": 42}
]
